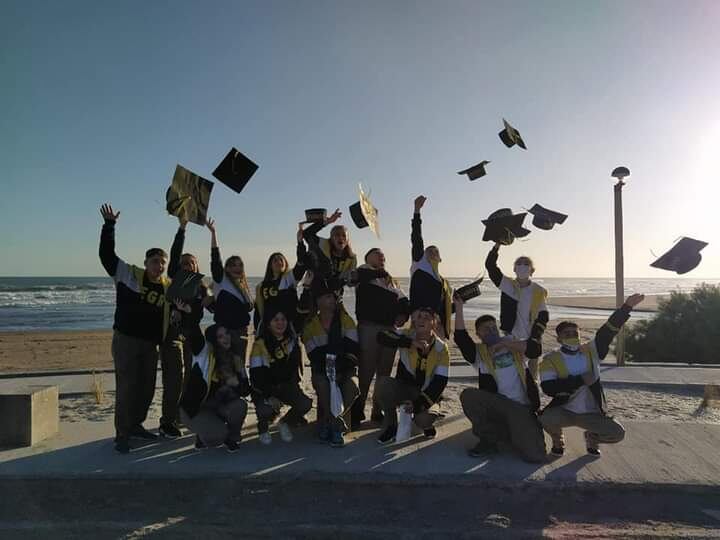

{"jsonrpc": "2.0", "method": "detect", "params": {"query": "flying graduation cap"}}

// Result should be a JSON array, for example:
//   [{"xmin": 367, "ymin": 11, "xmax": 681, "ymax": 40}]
[
  {"xmin": 212, "ymin": 147, "xmax": 259, "ymax": 194},
  {"xmin": 166, "ymin": 165, "xmax": 214, "ymax": 225},
  {"xmin": 455, "ymin": 277, "xmax": 484, "ymax": 302},
  {"xmin": 498, "ymin": 118, "xmax": 527, "ymax": 150},
  {"xmin": 458, "ymin": 160, "xmax": 491, "ymax": 180},
  {"xmin": 481, "ymin": 209, "xmax": 531, "ymax": 245},
  {"xmin": 650, "ymin": 237, "xmax": 709, "ymax": 275},
  {"xmin": 349, "ymin": 183, "xmax": 380, "ymax": 237},
  {"xmin": 528, "ymin": 204, "xmax": 568, "ymax": 231},
  {"xmin": 165, "ymin": 269, "xmax": 205, "ymax": 302}
]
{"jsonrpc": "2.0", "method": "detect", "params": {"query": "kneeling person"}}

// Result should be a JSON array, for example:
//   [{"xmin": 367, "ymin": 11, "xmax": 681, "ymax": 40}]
[
  {"xmin": 539, "ymin": 294, "xmax": 644, "ymax": 456},
  {"xmin": 250, "ymin": 306, "xmax": 312, "ymax": 445},
  {"xmin": 454, "ymin": 296, "xmax": 546, "ymax": 462},
  {"xmin": 375, "ymin": 307, "xmax": 450, "ymax": 444}
]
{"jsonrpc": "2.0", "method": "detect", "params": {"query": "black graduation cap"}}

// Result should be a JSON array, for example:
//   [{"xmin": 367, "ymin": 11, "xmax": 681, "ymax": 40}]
[
  {"xmin": 458, "ymin": 160, "xmax": 491, "ymax": 180},
  {"xmin": 498, "ymin": 118, "xmax": 527, "ymax": 150},
  {"xmin": 481, "ymin": 209, "xmax": 530, "ymax": 245},
  {"xmin": 349, "ymin": 184, "xmax": 379, "ymax": 237},
  {"xmin": 650, "ymin": 237, "xmax": 709, "ymax": 275},
  {"xmin": 212, "ymin": 147, "xmax": 259, "ymax": 194},
  {"xmin": 166, "ymin": 165, "xmax": 214, "ymax": 225},
  {"xmin": 455, "ymin": 277, "xmax": 484, "ymax": 302},
  {"xmin": 304, "ymin": 208, "xmax": 327, "ymax": 224},
  {"xmin": 165, "ymin": 269, "xmax": 205, "ymax": 302},
  {"xmin": 528, "ymin": 204, "xmax": 568, "ymax": 231}
]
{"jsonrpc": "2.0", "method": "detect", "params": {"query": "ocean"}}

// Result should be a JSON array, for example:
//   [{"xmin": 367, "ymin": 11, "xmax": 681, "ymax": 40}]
[{"xmin": 1, "ymin": 276, "xmax": 718, "ymax": 332}]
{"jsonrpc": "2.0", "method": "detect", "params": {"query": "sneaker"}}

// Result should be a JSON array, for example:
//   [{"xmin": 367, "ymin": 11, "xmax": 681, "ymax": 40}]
[
  {"xmin": 130, "ymin": 425, "xmax": 159, "ymax": 440},
  {"xmin": 114, "ymin": 437, "xmax": 130, "ymax": 454},
  {"xmin": 467, "ymin": 440, "xmax": 498, "ymax": 458},
  {"xmin": 318, "ymin": 425, "xmax": 331, "ymax": 443},
  {"xmin": 224, "ymin": 438, "xmax": 241, "ymax": 452},
  {"xmin": 377, "ymin": 425, "xmax": 397, "ymax": 445},
  {"xmin": 259, "ymin": 431, "xmax": 272, "ymax": 445},
  {"xmin": 585, "ymin": 432, "xmax": 601, "ymax": 456},
  {"xmin": 159, "ymin": 422, "xmax": 182, "ymax": 439},
  {"xmin": 550, "ymin": 446, "xmax": 565, "ymax": 456},
  {"xmin": 587, "ymin": 446, "xmax": 601, "ymax": 456},
  {"xmin": 423, "ymin": 427, "xmax": 437, "ymax": 439},
  {"xmin": 194, "ymin": 436, "xmax": 207, "ymax": 450},
  {"xmin": 330, "ymin": 429, "xmax": 345, "ymax": 448},
  {"xmin": 278, "ymin": 422, "xmax": 293, "ymax": 443}
]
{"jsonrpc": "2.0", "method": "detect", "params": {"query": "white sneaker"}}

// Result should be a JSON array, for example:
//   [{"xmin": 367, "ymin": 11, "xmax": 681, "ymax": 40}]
[
  {"xmin": 259, "ymin": 431, "xmax": 272, "ymax": 445},
  {"xmin": 278, "ymin": 422, "xmax": 293, "ymax": 443}
]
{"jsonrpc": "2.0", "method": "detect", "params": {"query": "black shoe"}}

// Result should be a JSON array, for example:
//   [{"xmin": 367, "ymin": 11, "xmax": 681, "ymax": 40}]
[
  {"xmin": 468, "ymin": 440, "xmax": 498, "ymax": 458},
  {"xmin": 377, "ymin": 425, "xmax": 397, "ymax": 445},
  {"xmin": 587, "ymin": 446, "xmax": 601, "ymax": 456},
  {"xmin": 224, "ymin": 438, "xmax": 241, "ymax": 452},
  {"xmin": 194, "ymin": 436, "xmax": 207, "ymax": 450},
  {"xmin": 423, "ymin": 427, "xmax": 437, "ymax": 439},
  {"xmin": 159, "ymin": 423, "xmax": 182, "ymax": 439},
  {"xmin": 114, "ymin": 437, "xmax": 130, "ymax": 454},
  {"xmin": 551, "ymin": 446, "xmax": 565, "ymax": 456},
  {"xmin": 130, "ymin": 425, "xmax": 159, "ymax": 440}
]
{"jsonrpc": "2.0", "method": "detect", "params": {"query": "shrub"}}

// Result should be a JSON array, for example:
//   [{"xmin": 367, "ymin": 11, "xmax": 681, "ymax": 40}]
[{"xmin": 625, "ymin": 284, "xmax": 720, "ymax": 364}]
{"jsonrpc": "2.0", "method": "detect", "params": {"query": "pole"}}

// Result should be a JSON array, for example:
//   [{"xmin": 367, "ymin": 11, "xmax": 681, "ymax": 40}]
[{"xmin": 613, "ymin": 180, "xmax": 625, "ymax": 366}]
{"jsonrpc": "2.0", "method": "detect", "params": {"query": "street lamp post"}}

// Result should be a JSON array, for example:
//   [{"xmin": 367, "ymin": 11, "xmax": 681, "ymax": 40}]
[{"xmin": 611, "ymin": 166, "xmax": 630, "ymax": 366}]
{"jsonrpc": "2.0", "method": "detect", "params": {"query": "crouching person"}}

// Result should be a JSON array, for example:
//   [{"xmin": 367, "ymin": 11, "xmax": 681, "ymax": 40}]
[
  {"xmin": 302, "ymin": 278, "xmax": 360, "ymax": 447},
  {"xmin": 179, "ymin": 304, "xmax": 250, "ymax": 452},
  {"xmin": 375, "ymin": 307, "xmax": 450, "ymax": 444},
  {"xmin": 454, "ymin": 295, "xmax": 546, "ymax": 463},
  {"xmin": 250, "ymin": 305, "xmax": 312, "ymax": 445},
  {"xmin": 539, "ymin": 294, "xmax": 644, "ymax": 457}
]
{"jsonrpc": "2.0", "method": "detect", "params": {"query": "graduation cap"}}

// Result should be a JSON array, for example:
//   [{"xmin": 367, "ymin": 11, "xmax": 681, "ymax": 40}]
[
  {"xmin": 212, "ymin": 147, "xmax": 258, "ymax": 194},
  {"xmin": 458, "ymin": 160, "xmax": 491, "ymax": 180},
  {"xmin": 498, "ymin": 118, "xmax": 527, "ymax": 150},
  {"xmin": 165, "ymin": 269, "xmax": 205, "ymax": 302},
  {"xmin": 650, "ymin": 237, "xmax": 708, "ymax": 275},
  {"xmin": 349, "ymin": 183, "xmax": 379, "ymax": 237},
  {"xmin": 304, "ymin": 208, "xmax": 327, "ymax": 224},
  {"xmin": 166, "ymin": 165, "xmax": 214, "ymax": 225},
  {"xmin": 455, "ymin": 277, "xmax": 484, "ymax": 302},
  {"xmin": 528, "ymin": 204, "xmax": 568, "ymax": 231},
  {"xmin": 481, "ymin": 209, "xmax": 530, "ymax": 245}
]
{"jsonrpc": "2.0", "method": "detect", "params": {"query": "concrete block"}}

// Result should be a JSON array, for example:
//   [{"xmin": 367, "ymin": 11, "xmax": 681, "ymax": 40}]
[{"xmin": 0, "ymin": 385, "xmax": 59, "ymax": 447}]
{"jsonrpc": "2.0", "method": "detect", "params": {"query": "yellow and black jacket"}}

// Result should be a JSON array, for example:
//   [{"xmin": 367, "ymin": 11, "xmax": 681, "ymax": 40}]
[
  {"xmin": 303, "ymin": 221, "xmax": 357, "ymax": 298},
  {"xmin": 210, "ymin": 246, "xmax": 253, "ymax": 330},
  {"xmin": 377, "ymin": 329, "xmax": 449, "ymax": 413},
  {"xmin": 302, "ymin": 309, "xmax": 359, "ymax": 377},
  {"xmin": 355, "ymin": 264, "xmax": 410, "ymax": 326},
  {"xmin": 99, "ymin": 220, "xmax": 170, "ymax": 344},
  {"xmin": 249, "ymin": 334, "xmax": 302, "ymax": 398}
]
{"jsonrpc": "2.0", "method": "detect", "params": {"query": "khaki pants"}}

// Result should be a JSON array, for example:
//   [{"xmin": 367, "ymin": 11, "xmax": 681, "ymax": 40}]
[
  {"xmin": 111, "ymin": 331, "xmax": 159, "ymax": 439},
  {"xmin": 180, "ymin": 396, "xmax": 248, "ymax": 446},
  {"xmin": 540, "ymin": 406, "xmax": 625, "ymax": 450},
  {"xmin": 374, "ymin": 376, "xmax": 439, "ymax": 430},
  {"xmin": 460, "ymin": 388, "xmax": 546, "ymax": 463},
  {"xmin": 160, "ymin": 338, "xmax": 184, "ymax": 426},
  {"xmin": 311, "ymin": 373, "xmax": 359, "ymax": 431},
  {"xmin": 254, "ymin": 381, "xmax": 313, "ymax": 433},
  {"xmin": 352, "ymin": 322, "xmax": 398, "ymax": 422}
]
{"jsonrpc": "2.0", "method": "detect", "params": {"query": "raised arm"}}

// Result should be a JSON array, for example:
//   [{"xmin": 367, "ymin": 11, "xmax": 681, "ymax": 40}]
[
  {"xmin": 168, "ymin": 218, "xmax": 187, "ymax": 278},
  {"xmin": 99, "ymin": 203, "xmax": 121, "ymax": 276},
  {"xmin": 485, "ymin": 243, "xmax": 504, "ymax": 288},
  {"xmin": 292, "ymin": 225, "xmax": 309, "ymax": 281},
  {"xmin": 206, "ymin": 218, "xmax": 224, "ymax": 283},
  {"xmin": 593, "ymin": 294, "xmax": 644, "ymax": 359},
  {"xmin": 452, "ymin": 295, "xmax": 478, "ymax": 364},
  {"xmin": 411, "ymin": 196, "xmax": 426, "ymax": 262}
]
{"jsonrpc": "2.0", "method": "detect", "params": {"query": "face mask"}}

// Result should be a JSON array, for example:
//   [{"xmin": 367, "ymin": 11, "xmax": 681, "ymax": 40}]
[
  {"xmin": 484, "ymin": 331, "xmax": 502, "ymax": 347},
  {"xmin": 515, "ymin": 264, "xmax": 531, "ymax": 280},
  {"xmin": 561, "ymin": 337, "xmax": 580, "ymax": 351}
]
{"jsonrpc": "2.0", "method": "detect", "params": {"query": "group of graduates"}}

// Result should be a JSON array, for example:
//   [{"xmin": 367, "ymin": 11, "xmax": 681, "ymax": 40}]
[{"xmin": 98, "ymin": 194, "xmax": 645, "ymax": 460}]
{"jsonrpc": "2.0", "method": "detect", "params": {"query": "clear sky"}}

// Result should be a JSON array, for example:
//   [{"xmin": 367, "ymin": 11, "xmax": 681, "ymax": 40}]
[{"xmin": 1, "ymin": 0, "xmax": 718, "ymax": 278}]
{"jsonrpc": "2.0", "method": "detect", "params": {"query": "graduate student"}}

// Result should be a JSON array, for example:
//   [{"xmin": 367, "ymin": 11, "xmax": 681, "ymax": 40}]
[
  {"xmin": 374, "ymin": 307, "xmax": 450, "ymax": 444},
  {"xmin": 409, "ymin": 196, "xmax": 452, "ymax": 339},
  {"xmin": 539, "ymin": 293, "xmax": 644, "ymax": 456},
  {"xmin": 453, "ymin": 295, "xmax": 546, "ymax": 462},
  {"xmin": 99, "ymin": 203, "xmax": 169, "ymax": 454}
]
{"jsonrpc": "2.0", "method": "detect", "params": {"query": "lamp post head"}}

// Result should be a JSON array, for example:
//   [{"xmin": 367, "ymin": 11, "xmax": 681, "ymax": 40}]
[{"xmin": 611, "ymin": 166, "xmax": 630, "ymax": 181}]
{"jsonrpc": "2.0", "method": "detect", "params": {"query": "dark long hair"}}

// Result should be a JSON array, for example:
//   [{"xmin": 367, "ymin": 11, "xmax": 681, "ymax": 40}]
[{"xmin": 262, "ymin": 252, "xmax": 289, "ymax": 285}]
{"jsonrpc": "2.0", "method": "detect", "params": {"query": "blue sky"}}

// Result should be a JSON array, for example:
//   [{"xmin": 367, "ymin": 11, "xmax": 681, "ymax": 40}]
[{"xmin": 1, "ymin": 0, "xmax": 718, "ymax": 278}]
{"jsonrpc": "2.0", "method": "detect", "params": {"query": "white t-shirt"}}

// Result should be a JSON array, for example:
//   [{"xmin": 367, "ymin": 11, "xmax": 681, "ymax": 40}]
[
  {"xmin": 478, "ymin": 347, "xmax": 529, "ymax": 405},
  {"xmin": 560, "ymin": 350, "xmax": 600, "ymax": 414}
]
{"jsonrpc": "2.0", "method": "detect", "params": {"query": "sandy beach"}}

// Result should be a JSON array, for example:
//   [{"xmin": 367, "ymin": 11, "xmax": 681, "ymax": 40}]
[{"xmin": 547, "ymin": 294, "xmax": 665, "ymax": 312}]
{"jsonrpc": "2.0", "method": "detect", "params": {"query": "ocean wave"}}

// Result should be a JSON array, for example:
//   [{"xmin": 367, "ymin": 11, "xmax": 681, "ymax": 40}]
[{"xmin": 0, "ymin": 284, "xmax": 113, "ymax": 293}]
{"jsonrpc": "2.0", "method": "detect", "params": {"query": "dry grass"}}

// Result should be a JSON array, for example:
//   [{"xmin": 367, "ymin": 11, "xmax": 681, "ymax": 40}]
[{"xmin": 90, "ymin": 370, "xmax": 105, "ymax": 405}]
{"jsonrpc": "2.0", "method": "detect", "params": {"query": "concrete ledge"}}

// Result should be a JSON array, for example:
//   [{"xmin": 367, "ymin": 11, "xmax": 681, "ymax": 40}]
[{"xmin": 0, "ymin": 386, "xmax": 59, "ymax": 448}]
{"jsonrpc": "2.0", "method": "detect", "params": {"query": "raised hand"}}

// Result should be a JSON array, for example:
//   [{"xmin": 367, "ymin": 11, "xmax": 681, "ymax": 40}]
[
  {"xmin": 178, "ymin": 214, "xmax": 189, "ymax": 229},
  {"xmin": 297, "ymin": 222, "xmax": 305, "ymax": 243},
  {"xmin": 414, "ymin": 195, "xmax": 427, "ymax": 213},
  {"xmin": 100, "ymin": 203, "xmax": 120, "ymax": 222},
  {"xmin": 173, "ymin": 299, "xmax": 192, "ymax": 313},
  {"xmin": 205, "ymin": 218, "xmax": 216, "ymax": 234},
  {"xmin": 326, "ymin": 208, "xmax": 342, "ymax": 225},
  {"xmin": 624, "ymin": 293, "xmax": 645, "ymax": 309}
]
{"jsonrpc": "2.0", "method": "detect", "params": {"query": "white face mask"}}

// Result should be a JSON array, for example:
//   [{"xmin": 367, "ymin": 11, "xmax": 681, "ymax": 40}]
[{"xmin": 515, "ymin": 264, "xmax": 531, "ymax": 280}]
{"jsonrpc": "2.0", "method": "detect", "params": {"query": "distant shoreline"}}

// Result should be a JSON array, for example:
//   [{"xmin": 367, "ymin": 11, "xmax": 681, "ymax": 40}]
[{"xmin": 548, "ymin": 294, "xmax": 663, "ymax": 312}]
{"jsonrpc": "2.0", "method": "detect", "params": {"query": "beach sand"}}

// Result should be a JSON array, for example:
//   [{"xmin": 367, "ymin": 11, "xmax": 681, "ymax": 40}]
[{"xmin": 547, "ymin": 294, "xmax": 665, "ymax": 312}]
